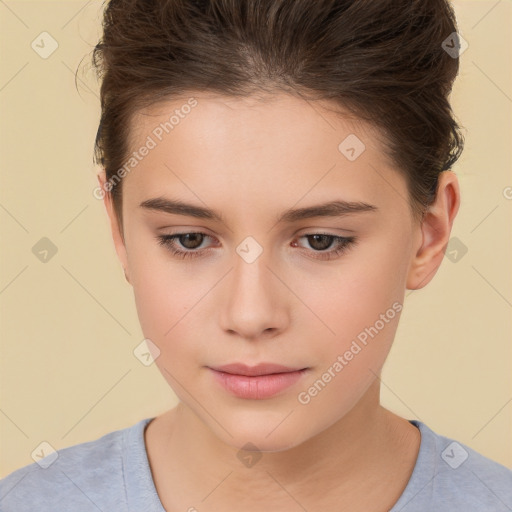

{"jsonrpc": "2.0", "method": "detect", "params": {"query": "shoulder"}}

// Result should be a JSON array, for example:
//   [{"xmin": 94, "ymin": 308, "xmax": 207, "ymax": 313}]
[
  {"xmin": 431, "ymin": 429, "xmax": 512, "ymax": 509},
  {"xmin": 0, "ymin": 419, "xmax": 149, "ymax": 512},
  {"xmin": 393, "ymin": 420, "xmax": 512, "ymax": 511}
]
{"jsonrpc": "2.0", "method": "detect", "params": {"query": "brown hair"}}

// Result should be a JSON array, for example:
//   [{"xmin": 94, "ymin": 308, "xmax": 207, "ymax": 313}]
[{"xmin": 90, "ymin": 0, "xmax": 464, "ymax": 227}]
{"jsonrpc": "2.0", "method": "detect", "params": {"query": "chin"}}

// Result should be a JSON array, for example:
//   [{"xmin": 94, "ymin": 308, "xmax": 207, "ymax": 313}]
[{"xmin": 207, "ymin": 410, "xmax": 313, "ymax": 453}]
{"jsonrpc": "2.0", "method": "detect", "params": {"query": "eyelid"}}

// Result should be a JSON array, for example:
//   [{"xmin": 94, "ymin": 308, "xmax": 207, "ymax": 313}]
[
  {"xmin": 157, "ymin": 230, "xmax": 357, "ymax": 262},
  {"xmin": 157, "ymin": 228, "xmax": 353, "ymax": 243},
  {"xmin": 295, "ymin": 227, "xmax": 355, "ymax": 236}
]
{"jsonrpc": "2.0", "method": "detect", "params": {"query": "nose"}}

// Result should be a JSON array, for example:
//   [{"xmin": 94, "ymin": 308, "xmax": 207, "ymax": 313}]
[{"xmin": 219, "ymin": 246, "xmax": 289, "ymax": 341}]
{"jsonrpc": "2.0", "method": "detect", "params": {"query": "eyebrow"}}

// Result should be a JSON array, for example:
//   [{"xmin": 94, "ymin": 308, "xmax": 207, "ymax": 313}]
[{"xmin": 139, "ymin": 197, "xmax": 378, "ymax": 224}]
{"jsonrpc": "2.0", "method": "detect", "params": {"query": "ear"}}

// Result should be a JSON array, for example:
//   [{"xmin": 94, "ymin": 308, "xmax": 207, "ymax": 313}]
[
  {"xmin": 97, "ymin": 171, "xmax": 131, "ymax": 285},
  {"xmin": 406, "ymin": 171, "xmax": 461, "ymax": 290}
]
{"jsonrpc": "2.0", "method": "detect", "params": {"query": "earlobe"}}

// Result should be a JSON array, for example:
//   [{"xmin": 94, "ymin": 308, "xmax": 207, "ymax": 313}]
[{"xmin": 406, "ymin": 171, "xmax": 461, "ymax": 290}]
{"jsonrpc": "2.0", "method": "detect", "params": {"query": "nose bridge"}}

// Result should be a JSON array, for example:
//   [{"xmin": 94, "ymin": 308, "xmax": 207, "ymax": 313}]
[{"xmin": 220, "ymin": 237, "xmax": 286, "ymax": 339}]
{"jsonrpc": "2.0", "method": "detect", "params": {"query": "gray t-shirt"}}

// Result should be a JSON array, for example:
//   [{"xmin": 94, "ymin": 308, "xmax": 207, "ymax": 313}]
[{"xmin": 1, "ymin": 418, "xmax": 511, "ymax": 511}]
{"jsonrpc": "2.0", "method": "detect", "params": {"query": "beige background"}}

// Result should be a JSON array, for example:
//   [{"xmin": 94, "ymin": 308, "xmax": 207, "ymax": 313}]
[{"xmin": 0, "ymin": 0, "xmax": 511, "ymax": 477}]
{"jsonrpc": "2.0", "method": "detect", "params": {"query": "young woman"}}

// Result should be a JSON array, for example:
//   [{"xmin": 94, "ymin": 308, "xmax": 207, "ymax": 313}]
[{"xmin": 1, "ymin": 0, "xmax": 511, "ymax": 510}]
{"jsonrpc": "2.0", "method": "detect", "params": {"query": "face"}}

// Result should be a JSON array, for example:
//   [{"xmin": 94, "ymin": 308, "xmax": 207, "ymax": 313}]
[{"xmin": 105, "ymin": 92, "xmax": 425, "ymax": 451}]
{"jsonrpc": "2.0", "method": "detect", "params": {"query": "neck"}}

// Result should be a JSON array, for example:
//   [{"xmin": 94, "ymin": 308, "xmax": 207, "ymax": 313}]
[{"xmin": 145, "ymin": 380, "xmax": 420, "ymax": 512}]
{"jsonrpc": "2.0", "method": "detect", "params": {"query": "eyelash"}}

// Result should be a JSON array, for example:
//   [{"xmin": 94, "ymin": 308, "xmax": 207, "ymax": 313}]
[{"xmin": 156, "ymin": 232, "xmax": 357, "ymax": 261}]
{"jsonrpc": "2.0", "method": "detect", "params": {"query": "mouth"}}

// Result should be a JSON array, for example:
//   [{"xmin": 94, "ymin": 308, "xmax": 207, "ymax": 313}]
[
  {"xmin": 208, "ymin": 362, "xmax": 308, "ymax": 377},
  {"xmin": 207, "ymin": 363, "xmax": 309, "ymax": 399}
]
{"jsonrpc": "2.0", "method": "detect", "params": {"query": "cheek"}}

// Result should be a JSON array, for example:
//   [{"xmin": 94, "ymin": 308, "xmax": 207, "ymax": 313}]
[
  {"xmin": 129, "ymin": 245, "xmax": 220, "ymax": 376},
  {"xmin": 132, "ymin": 267, "xmax": 201, "ymax": 341},
  {"xmin": 294, "ymin": 236, "xmax": 409, "ymax": 398},
  {"xmin": 301, "ymin": 247, "xmax": 406, "ymax": 344},
  {"xmin": 293, "ymin": 257, "xmax": 404, "ymax": 418},
  {"xmin": 128, "ymin": 240, "xmax": 185, "ymax": 337},
  {"xmin": 131, "ymin": 268, "xmax": 206, "ymax": 399}
]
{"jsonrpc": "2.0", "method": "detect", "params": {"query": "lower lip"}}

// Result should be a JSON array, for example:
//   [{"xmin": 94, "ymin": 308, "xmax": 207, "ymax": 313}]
[{"xmin": 209, "ymin": 368, "xmax": 308, "ymax": 400}]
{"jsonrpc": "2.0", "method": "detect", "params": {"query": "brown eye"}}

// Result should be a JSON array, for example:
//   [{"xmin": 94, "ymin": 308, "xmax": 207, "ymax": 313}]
[
  {"xmin": 157, "ymin": 232, "xmax": 356, "ymax": 262},
  {"xmin": 156, "ymin": 232, "xmax": 214, "ymax": 260},
  {"xmin": 305, "ymin": 234, "xmax": 336, "ymax": 251},
  {"xmin": 292, "ymin": 233, "xmax": 357, "ymax": 261},
  {"xmin": 177, "ymin": 233, "xmax": 205, "ymax": 250}
]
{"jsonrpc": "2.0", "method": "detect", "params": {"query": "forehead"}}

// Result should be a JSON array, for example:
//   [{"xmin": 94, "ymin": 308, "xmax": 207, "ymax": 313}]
[
  {"xmin": 129, "ymin": 92, "xmax": 380, "ymax": 151},
  {"xmin": 122, "ymin": 92, "xmax": 406, "ymax": 218}
]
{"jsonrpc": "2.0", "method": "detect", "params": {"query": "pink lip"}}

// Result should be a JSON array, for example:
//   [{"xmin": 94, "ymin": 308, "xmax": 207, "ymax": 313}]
[{"xmin": 208, "ymin": 363, "xmax": 308, "ymax": 399}]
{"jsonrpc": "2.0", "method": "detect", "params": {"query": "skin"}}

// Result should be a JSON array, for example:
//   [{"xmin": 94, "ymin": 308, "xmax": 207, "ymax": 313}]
[{"xmin": 98, "ymin": 92, "xmax": 460, "ymax": 511}]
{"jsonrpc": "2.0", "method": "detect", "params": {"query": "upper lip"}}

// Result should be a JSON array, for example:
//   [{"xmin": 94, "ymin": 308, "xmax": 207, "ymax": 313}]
[{"xmin": 209, "ymin": 363, "xmax": 306, "ymax": 377}]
